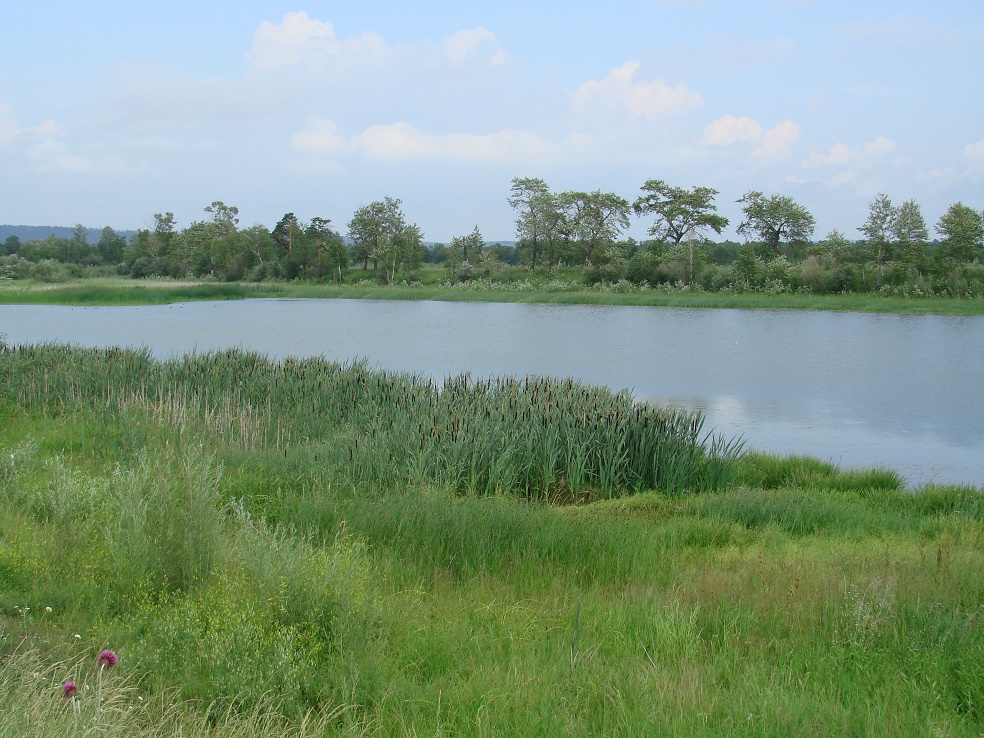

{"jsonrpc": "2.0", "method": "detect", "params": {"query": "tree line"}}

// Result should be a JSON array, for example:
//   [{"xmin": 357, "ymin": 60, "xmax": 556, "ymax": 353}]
[{"xmin": 2, "ymin": 178, "xmax": 982, "ymax": 296}]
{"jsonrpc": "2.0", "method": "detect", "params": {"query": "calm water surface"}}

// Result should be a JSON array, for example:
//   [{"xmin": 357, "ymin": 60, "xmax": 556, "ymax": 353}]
[{"xmin": 2, "ymin": 299, "xmax": 982, "ymax": 488}]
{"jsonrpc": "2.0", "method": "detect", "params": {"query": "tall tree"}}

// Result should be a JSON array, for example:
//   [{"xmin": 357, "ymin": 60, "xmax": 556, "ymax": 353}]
[
  {"xmin": 96, "ymin": 226, "xmax": 126, "ymax": 264},
  {"xmin": 204, "ymin": 201, "xmax": 239, "ymax": 232},
  {"xmin": 64, "ymin": 223, "xmax": 89, "ymax": 263},
  {"xmin": 447, "ymin": 226, "xmax": 485, "ymax": 280},
  {"xmin": 563, "ymin": 190, "xmax": 631, "ymax": 265},
  {"xmin": 154, "ymin": 212, "xmax": 176, "ymax": 256},
  {"xmin": 320, "ymin": 235, "xmax": 349, "ymax": 282},
  {"xmin": 737, "ymin": 191, "xmax": 815, "ymax": 255},
  {"xmin": 508, "ymin": 177, "xmax": 554, "ymax": 270},
  {"xmin": 272, "ymin": 213, "xmax": 304, "ymax": 259},
  {"xmin": 812, "ymin": 229, "xmax": 854, "ymax": 269},
  {"xmin": 891, "ymin": 199, "xmax": 929, "ymax": 273},
  {"xmin": 936, "ymin": 202, "xmax": 984, "ymax": 263},
  {"xmin": 173, "ymin": 202, "xmax": 241, "ymax": 277},
  {"xmin": 457, "ymin": 226, "xmax": 485, "ymax": 266},
  {"xmin": 858, "ymin": 194, "xmax": 894, "ymax": 276},
  {"xmin": 240, "ymin": 224, "xmax": 274, "ymax": 268},
  {"xmin": 393, "ymin": 222, "xmax": 424, "ymax": 278},
  {"xmin": 633, "ymin": 179, "xmax": 729, "ymax": 247},
  {"xmin": 345, "ymin": 198, "xmax": 420, "ymax": 281}
]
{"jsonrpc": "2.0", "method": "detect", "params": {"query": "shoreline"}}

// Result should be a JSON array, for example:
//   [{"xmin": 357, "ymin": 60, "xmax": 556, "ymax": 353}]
[{"xmin": 2, "ymin": 278, "xmax": 984, "ymax": 314}]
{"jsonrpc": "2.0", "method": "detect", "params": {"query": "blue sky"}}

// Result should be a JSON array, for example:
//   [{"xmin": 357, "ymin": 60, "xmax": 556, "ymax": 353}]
[{"xmin": 2, "ymin": 1, "xmax": 982, "ymax": 242}]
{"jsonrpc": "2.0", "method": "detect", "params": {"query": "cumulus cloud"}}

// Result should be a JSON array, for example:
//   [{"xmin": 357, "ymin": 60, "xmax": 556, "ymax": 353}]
[
  {"xmin": 801, "ymin": 135, "xmax": 897, "ymax": 168},
  {"xmin": 291, "ymin": 119, "xmax": 556, "ymax": 163},
  {"xmin": 699, "ymin": 115, "xmax": 763, "ymax": 146},
  {"xmin": 443, "ymin": 26, "xmax": 508, "ymax": 65},
  {"xmin": 751, "ymin": 121, "xmax": 800, "ymax": 160},
  {"xmin": 245, "ymin": 11, "xmax": 388, "ymax": 74},
  {"xmin": 0, "ymin": 104, "xmax": 151, "ymax": 176},
  {"xmin": 698, "ymin": 115, "xmax": 799, "ymax": 160},
  {"xmin": 573, "ymin": 61, "xmax": 702, "ymax": 120},
  {"xmin": 290, "ymin": 118, "xmax": 349, "ymax": 155},
  {"xmin": 247, "ymin": 13, "xmax": 511, "ymax": 79},
  {"xmin": 965, "ymin": 136, "xmax": 984, "ymax": 160}
]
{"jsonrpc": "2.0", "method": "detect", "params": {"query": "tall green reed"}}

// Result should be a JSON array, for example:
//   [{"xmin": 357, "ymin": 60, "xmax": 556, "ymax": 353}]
[{"xmin": 0, "ymin": 343, "xmax": 742, "ymax": 500}]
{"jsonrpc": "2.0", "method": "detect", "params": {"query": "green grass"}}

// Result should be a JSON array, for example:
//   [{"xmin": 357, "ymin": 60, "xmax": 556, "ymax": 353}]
[
  {"xmin": 2, "ymin": 343, "xmax": 984, "ymax": 736},
  {"xmin": 3, "ymin": 276, "xmax": 984, "ymax": 313}
]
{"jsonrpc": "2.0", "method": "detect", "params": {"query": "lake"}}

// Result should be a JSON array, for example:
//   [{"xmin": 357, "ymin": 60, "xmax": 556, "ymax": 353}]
[{"xmin": 2, "ymin": 298, "xmax": 982, "ymax": 488}]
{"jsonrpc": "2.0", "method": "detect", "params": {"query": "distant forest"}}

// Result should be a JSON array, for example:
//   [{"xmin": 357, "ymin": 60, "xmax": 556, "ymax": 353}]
[
  {"xmin": 0, "ymin": 224, "xmax": 138, "ymax": 244},
  {"xmin": 2, "ymin": 178, "xmax": 982, "ymax": 297}
]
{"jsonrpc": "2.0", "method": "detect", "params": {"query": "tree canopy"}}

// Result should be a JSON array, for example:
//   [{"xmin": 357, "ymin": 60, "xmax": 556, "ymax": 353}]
[
  {"xmin": 633, "ymin": 180, "xmax": 728, "ymax": 247},
  {"xmin": 737, "ymin": 191, "xmax": 815, "ymax": 254}
]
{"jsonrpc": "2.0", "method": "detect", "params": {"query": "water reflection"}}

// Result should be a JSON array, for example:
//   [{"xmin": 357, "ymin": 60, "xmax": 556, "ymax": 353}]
[{"xmin": 1, "ymin": 299, "xmax": 982, "ymax": 487}]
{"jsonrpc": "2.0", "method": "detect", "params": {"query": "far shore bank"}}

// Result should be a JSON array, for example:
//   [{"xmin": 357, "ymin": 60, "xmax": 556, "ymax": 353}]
[{"xmin": 3, "ymin": 278, "xmax": 984, "ymax": 314}]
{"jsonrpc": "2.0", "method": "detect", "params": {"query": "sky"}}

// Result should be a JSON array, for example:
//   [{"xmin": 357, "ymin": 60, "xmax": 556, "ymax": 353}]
[{"xmin": 2, "ymin": 0, "xmax": 983, "ymax": 243}]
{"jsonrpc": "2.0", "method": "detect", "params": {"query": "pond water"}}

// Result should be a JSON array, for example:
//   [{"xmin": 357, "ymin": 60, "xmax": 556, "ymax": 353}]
[{"xmin": 2, "ymin": 298, "xmax": 982, "ymax": 488}]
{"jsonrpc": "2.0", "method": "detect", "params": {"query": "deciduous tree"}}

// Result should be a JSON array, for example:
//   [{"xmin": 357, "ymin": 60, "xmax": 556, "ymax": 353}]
[
  {"xmin": 936, "ymin": 202, "xmax": 984, "ymax": 263},
  {"xmin": 347, "ymin": 197, "xmax": 406, "ymax": 273},
  {"xmin": 633, "ymin": 179, "xmax": 728, "ymax": 247},
  {"xmin": 508, "ymin": 177, "xmax": 554, "ymax": 270},
  {"xmin": 858, "ymin": 194, "xmax": 894, "ymax": 276},
  {"xmin": 737, "ymin": 191, "xmax": 815, "ymax": 255},
  {"xmin": 563, "ymin": 190, "xmax": 631, "ymax": 265},
  {"xmin": 96, "ymin": 226, "xmax": 126, "ymax": 264},
  {"xmin": 891, "ymin": 199, "xmax": 929, "ymax": 273}
]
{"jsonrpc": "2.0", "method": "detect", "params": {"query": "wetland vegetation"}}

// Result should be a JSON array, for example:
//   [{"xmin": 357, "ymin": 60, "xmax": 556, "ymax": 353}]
[
  {"xmin": 3, "ymin": 178, "xmax": 983, "ymax": 313},
  {"xmin": 2, "ymin": 341, "xmax": 984, "ymax": 736}
]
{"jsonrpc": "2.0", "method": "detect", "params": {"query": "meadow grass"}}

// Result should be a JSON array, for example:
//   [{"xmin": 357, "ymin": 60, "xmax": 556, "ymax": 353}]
[
  {"xmin": 2, "ymin": 342, "xmax": 984, "ymax": 736},
  {"xmin": 3, "ymin": 276, "xmax": 984, "ymax": 314}
]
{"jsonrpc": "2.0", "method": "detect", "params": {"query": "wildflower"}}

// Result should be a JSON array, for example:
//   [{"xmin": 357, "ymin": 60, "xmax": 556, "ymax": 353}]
[
  {"xmin": 97, "ymin": 650, "xmax": 118, "ymax": 669},
  {"xmin": 45, "ymin": 606, "xmax": 52, "ymax": 613},
  {"xmin": 62, "ymin": 681, "xmax": 78, "ymax": 698}
]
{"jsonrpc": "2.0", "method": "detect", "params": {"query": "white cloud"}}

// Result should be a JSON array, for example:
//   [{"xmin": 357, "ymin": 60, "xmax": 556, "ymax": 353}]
[
  {"xmin": 27, "ymin": 137, "xmax": 92, "ymax": 173},
  {"xmin": 0, "ymin": 106, "xmax": 152, "ymax": 176},
  {"xmin": 443, "ymin": 26, "xmax": 508, "ymax": 66},
  {"xmin": 801, "ymin": 135, "xmax": 896, "ymax": 168},
  {"xmin": 245, "ymin": 11, "xmax": 388, "ymax": 74},
  {"xmin": 290, "ymin": 118, "xmax": 349, "ymax": 155},
  {"xmin": 291, "ymin": 119, "xmax": 557, "ymax": 164},
  {"xmin": 355, "ymin": 122, "xmax": 555, "ymax": 162},
  {"xmin": 246, "ymin": 13, "xmax": 509, "ymax": 80},
  {"xmin": 697, "ymin": 115, "xmax": 799, "ymax": 160},
  {"xmin": 699, "ymin": 115, "xmax": 763, "ymax": 146},
  {"xmin": 964, "ymin": 136, "xmax": 984, "ymax": 160},
  {"xmin": 354, "ymin": 123, "xmax": 431, "ymax": 160},
  {"xmin": 803, "ymin": 142, "xmax": 854, "ymax": 167},
  {"xmin": 751, "ymin": 121, "xmax": 800, "ymax": 160},
  {"xmin": 573, "ymin": 61, "xmax": 702, "ymax": 120},
  {"xmin": 864, "ymin": 136, "xmax": 896, "ymax": 156}
]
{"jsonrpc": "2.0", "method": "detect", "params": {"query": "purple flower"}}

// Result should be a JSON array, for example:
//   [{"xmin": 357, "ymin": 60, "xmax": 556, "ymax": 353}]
[
  {"xmin": 62, "ymin": 681, "xmax": 78, "ymax": 698},
  {"xmin": 97, "ymin": 650, "xmax": 118, "ymax": 669}
]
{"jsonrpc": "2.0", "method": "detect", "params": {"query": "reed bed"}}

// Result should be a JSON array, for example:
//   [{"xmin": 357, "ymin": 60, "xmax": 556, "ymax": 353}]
[
  {"xmin": 0, "ymin": 341, "xmax": 741, "ymax": 500},
  {"xmin": 5, "ymin": 340, "xmax": 984, "ymax": 736}
]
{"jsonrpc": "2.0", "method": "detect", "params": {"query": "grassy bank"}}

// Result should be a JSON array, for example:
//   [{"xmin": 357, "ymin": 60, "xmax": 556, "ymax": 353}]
[
  {"xmin": 2, "ymin": 343, "xmax": 984, "ymax": 736},
  {"xmin": 3, "ymin": 277, "xmax": 984, "ymax": 313}
]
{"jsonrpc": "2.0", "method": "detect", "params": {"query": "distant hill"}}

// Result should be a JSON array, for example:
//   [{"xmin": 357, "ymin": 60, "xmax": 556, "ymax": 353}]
[{"xmin": 0, "ymin": 225, "xmax": 137, "ymax": 244}]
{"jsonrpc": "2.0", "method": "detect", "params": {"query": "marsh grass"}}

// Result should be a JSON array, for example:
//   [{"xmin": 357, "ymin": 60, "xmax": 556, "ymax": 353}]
[
  {"xmin": 3, "ymin": 342, "xmax": 984, "ymax": 735},
  {"xmin": 0, "ymin": 281, "xmax": 285, "ymax": 306},
  {"xmin": 0, "ymin": 342, "xmax": 740, "ymax": 500},
  {"xmin": 3, "ymin": 277, "xmax": 984, "ymax": 313}
]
